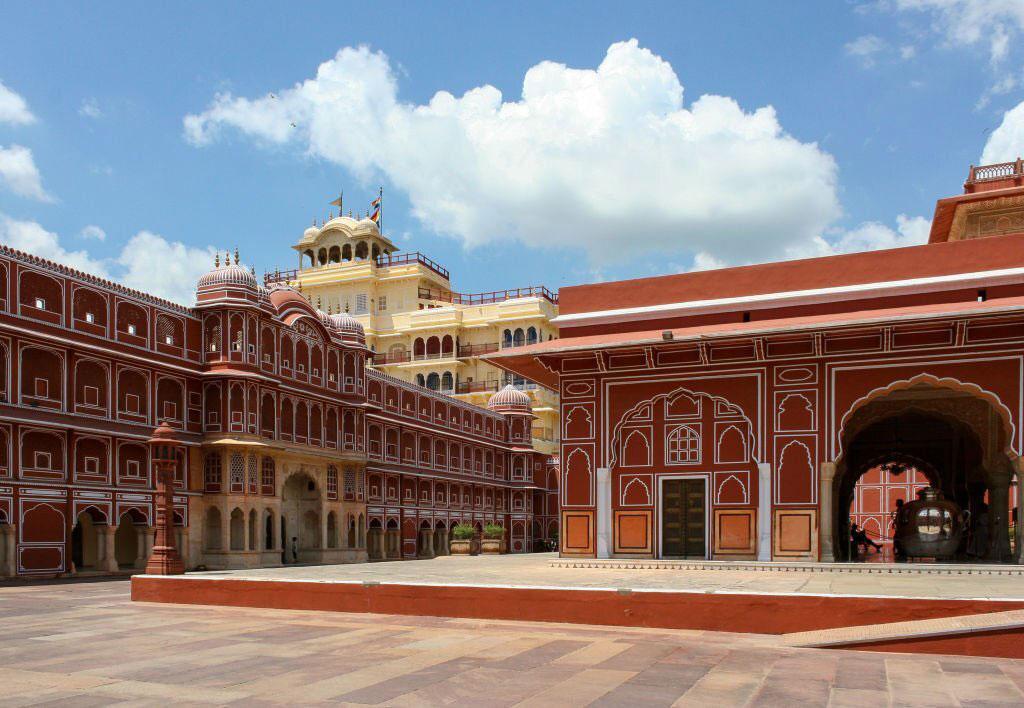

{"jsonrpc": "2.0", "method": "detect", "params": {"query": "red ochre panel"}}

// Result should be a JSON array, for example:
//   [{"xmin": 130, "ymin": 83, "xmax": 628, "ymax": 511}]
[
  {"xmin": 714, "ymin": 509, "xmax": 755, "ymax": 555},
  {"xmin": 562, "ymin": 511, "xmax": 594, "ymax": 555},
  {"xmin": 132, "ymin": 576, "xmax": 1024, "ymax": 637},
  {"xmin": 613, "ymin": 510, "xmax": 651, "ymax": 553}
]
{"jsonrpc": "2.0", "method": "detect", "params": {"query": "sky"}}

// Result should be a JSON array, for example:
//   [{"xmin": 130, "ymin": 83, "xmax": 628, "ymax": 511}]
[{"xmin": 2, "ymin": 1, "xmax": 1024, "ymax": 305}]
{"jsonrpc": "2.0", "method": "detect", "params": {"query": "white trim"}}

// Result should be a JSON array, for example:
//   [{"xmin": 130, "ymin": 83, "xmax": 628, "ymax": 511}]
[{"xmin": 552, "ymin": 266, "xmax": 1024, "ymax": 326}]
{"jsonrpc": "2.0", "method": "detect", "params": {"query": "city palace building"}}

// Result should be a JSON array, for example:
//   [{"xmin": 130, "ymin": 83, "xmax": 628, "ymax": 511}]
[
  {"xmin": 489, "ymin": 162, "xmax": 1024, "ymax": 564},
  {"xmin": 0, "ymin": 213, "xmax": 558, "ymax": 577},
  {"xmin": 264, "ymin": 209, "xmax": 561, "ymax": 457}
]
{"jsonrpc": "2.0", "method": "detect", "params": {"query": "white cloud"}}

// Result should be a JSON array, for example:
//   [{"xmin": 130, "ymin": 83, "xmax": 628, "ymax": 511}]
[
  {"xmin": 79, "ymin": 97, "xmax": 102, "ymax": 119},
  {"xmin": 79, "ymin": 224, "xmax": 106, "ymax": 241},
  {"xmin": 115, "ymin": 230, "xmax": 218, "ymax": 304},
  {"xmin": 890, "ymin": 0, "xmax": 1024, "ymax": 65},
  {"xmin": 0, "ymin": 80, "xmax": 34, "ymax": 125},
  {"xmin": 845, "ymin": 34, "xmax": 888, "ymax": 66},
  {"xmin": 900, "ymin": 45, "xmax": 917, "ymax": 59},
  {"xmin": 0, "ymin": 144, "xmax": 53, "ymax": 202},
  {"xmin": 1, "ymin": 214, "xmax": 109, "ymax": 276},
  {"xmin": 184, "ymin": 40, "xmax": 842, "ymax": 267},
  {"xmin": 982, "ymin": 100, "xmax": 1024, "ymax": 163},
  {"xmin": 0, "ymin": 213, "xmax": 217, "ymax": 305},
  {"xmin": 686, "ymin": 214, "xmax": 931, "ymax": 271}
]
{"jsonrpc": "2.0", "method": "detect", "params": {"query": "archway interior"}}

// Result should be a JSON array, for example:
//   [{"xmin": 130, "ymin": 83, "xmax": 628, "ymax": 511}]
[
  {"xmin": 281, "ymin": 472, "xmax": 321, "ymax": 563},
  {"xmin": 836, "ymin": 385, "xmax": 1015, "ymax": 562}
]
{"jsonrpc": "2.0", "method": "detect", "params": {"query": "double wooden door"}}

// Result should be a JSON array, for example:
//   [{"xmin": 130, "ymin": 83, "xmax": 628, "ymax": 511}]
[{"xmin": 661, "ymin": 478, "xmax": 706, "ymax": 558}]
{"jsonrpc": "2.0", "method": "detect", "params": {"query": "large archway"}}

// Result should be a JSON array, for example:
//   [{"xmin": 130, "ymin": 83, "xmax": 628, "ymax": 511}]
[
  {"xmin": 281, "ymin": 471, "xmax": 321, "ymax": 563},
  {"xmin": 834, "ymin": 382, "xmax": 1017, "ymax": 562}
]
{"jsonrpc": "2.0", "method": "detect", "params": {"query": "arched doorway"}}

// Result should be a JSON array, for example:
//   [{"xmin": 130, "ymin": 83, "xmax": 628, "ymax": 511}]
[
  {"xmin": 384, "ymin": 518, "xmax": 401, "ymax": 559},
  {"xmin": 114, "ymin": 510, "xmax": 145, "ymax": 569},
  {"xmin": 417, "ymin": 520, "xmax": 434, "ymax": 558},
  {"xmin": 367, "ymin": 518, "xmax": 384, "ymax": 560},
  {"xmin": 834, "ymin": 382, "xmax": 1016, "ymax": 562},
  {"xmin": 71, "ymin": 508, "xmax": 105, "ymax": 571},
  {"xmin": 433, "ymin": 521, "xmax": 448, "ymax": 556},
  {"xmin": 281, "ymin": 471, "xmax": 322, "ymax": 563}
]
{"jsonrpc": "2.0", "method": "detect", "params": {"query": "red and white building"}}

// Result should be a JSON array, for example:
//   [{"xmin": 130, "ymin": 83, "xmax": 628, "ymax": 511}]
[
  {"xmin": 0, "ymin": 248, "xmax": 556, "ymax": 577},
  {"xmin": 489, "ymin": 163, "xmax": 1024, "ymax": 563}
]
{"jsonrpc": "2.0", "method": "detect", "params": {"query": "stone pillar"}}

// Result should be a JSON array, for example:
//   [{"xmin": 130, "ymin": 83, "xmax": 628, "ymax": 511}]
[
  {"xmin": 1016, "ymin": 459, "xmax": 1024, "ymax": 564},
  {"xmin": 596, "ymin": 467, "xmax": 611, "ymax": 559},
  {"xmin": 0, "ymin": 525, "xmax": 15, "ymax": 577},
  {"xmin": 425, "ymin": 529, "xmax": 434, "ymax": 558},
  {"xmin": 242, "ymin": 507, "xmax": 250, "ymax": 553},
  {"xmin": 757, "ymin": 463, "xmax": 772, "ymax": 561},
  {"xmin": 987, "ymin": 460, "xmax": 1013, "ymax": 562},
  {"xmin": 820, "ymin": 462, "xmax": 836, "ymax": 562},
  {"xmin": 97, "ymin": 526, "xmax": 119, "ymax": 572}
]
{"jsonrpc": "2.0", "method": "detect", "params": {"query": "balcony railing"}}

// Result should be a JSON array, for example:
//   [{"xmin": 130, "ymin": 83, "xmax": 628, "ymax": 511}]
[
  {"xmin": 264, "ymin": 251, "xmax": 450, "ymax": 286},
  {"xmin": 376, "ymin": 252, "xmax": 450, "ymax": 280},
  {"xmin": 418, "ymin": 285, "xmax": 558, "ymax": 306},
  {"xmin": 457, "ymin": 342, "xmax": 499, "ymax": 357},
  {"xmin": 456, "ymin": 380, "xmax": 501, "ymax": 394},
  {"xmin": 965, "ymin": 159, "xmax": 1024, "ymax": 192}
]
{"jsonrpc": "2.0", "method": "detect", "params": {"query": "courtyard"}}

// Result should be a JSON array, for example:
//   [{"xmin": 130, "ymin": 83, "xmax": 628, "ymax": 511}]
[{"xmin": 3, "ymin": 576, "xmax": 1024, "ymax": 706}]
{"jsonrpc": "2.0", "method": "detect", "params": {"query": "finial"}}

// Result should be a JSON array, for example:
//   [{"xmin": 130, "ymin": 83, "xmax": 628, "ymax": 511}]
[
  {"xmin": 234, "ymin": 247, "xmax": 239, "ymax": 265},
  {"xmin": 348, "ymin": 210, "xmax": 352, "ymax": 218},
  {"xmin": 214, "ymin": 252, "xmax": 220, "ymax": 268},
  {"xmin": 344, "ymin": 302, "xmax": 350, "ymax": 313}
]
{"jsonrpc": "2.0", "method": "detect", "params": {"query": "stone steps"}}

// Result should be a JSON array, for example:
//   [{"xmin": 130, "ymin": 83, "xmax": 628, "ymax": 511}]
[{"xmin": 550, "ymin": 557, "xmax": 1024, "ymax": 575}]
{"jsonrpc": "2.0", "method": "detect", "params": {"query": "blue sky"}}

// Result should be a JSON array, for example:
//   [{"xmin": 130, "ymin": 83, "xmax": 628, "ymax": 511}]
[{"xmin": 2, "ymin": 1, "xmax": 1024, "ymax": 304}]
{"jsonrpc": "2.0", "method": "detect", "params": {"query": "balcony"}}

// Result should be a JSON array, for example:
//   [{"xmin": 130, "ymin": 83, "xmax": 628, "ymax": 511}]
[
  {"xmin": 965, "ymin": 159, "xmax": 1024, "ymax": 193},
  {"xmin": 418, "ymin": 285, "xmax": 558, "ymax": 306},
  {"xmin": 264, "ymin": 251, "xmax": 450, "ymax": 286},
  {"xmin": 372, "ymin": 342, "xmax": 498, "ymax": 366},
  {"xmin": 457, "ymin": 342, "xmax": 499, "ymax": 358}
]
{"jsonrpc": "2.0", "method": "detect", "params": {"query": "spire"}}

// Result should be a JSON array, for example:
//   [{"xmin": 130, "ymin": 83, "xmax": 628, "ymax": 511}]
[
  {"xmin": 214, "ymin": 251, "xmax": 220, "ymax": 268},
  {"xmin": 233, "ymin": 247, "xmax": 239, "ymax": 265}
]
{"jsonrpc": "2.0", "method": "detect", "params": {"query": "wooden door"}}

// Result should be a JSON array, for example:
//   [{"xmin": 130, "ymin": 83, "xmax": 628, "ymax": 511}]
[{"xmin": 661, "ymin": 479, "xmax": 706, "ymax": 558}]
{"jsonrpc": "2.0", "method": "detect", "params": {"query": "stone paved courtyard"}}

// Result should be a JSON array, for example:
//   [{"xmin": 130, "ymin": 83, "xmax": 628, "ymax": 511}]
[{"xmin": 3, "ymin": 576, "xmax": 1024, "ymax": 706}]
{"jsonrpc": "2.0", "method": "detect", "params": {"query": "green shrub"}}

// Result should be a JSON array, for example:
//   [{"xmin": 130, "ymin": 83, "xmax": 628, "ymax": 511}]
[
  {"xmin": 483, "ymin": 523, "xmax": 504, "ymax": 539},
  {"xmin": 452, "ymin": 523, "xmax": 475, "ymax": 540}
]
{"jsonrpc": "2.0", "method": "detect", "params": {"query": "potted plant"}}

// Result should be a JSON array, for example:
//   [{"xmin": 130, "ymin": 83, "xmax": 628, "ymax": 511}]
[
  {"xmin": 450, "ymin": 523, "xmax": 475, "ymax": 555},
  {"xmin": 482, "ymin": 523, "xmax": 504, "ymax": 554}
]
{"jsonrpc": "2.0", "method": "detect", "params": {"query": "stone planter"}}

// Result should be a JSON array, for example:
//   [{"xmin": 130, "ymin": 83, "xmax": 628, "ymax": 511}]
[
  {"xmin": 481, "ymin": 538, "xmax": 502, "ymax": 554},
  {"xmin": 450, "ymin": 539, "xmax": 473, "ymax": 555}
]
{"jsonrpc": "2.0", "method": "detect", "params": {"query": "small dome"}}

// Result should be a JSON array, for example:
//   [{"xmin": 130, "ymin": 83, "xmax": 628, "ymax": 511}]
[
  {"xmin": 302, "ymin": 225, "xmax": 320, "ymax": 241},
  {"xmin": 197, "ymin": 263, "xmax": 258, "ymax": 291},
  {"xmin": 330, "ymin": 311, "xmax": 365, "ymax": 336},
  {"xmin": 487, "ymin": 384, "xmax": 531, "ymax": 411}
]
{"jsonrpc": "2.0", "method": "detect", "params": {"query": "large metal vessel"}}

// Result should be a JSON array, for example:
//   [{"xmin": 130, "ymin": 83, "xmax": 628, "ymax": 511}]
[{"xmin": 894, "ymin": 487, "xmax": 964, "ymax": 559}]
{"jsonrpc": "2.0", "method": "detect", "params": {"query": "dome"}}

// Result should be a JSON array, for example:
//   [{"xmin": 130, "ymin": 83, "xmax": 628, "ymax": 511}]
[
  {"xmin": 302, "ymin": 225, "xmax": 320, "ymax": 242},
  {"xmin": 487, "ymin": 384, "xmax": 531, "ymax": 411},
  {"xmin": 330, "ymin": 311, "xmax": 365, "ymax": 336},
  {"xmin": 197, "ymin": 263, "xmax": 258, "ymax": 291}
]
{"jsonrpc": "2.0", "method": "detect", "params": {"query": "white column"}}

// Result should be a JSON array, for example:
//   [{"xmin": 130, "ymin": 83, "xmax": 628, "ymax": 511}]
[
  {"xmin": 820, "ymin": 462, "xmax": 836, "ymax": 562},
  {"xmin": 757, "ymin": 463, "xmax": 772, "ymax": 561},
  {"xmin": 596, "ymin": 467, "xmax": 611, "ymax": 559}
]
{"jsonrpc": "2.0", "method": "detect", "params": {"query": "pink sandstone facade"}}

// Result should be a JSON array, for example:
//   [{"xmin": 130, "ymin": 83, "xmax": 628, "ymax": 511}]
[
  {"xmin": 0, "ymin": 248, "xmax": 557, "ymax": 577},
  {"xmin": 489, "ymin": 164, "xmax": 1024, "ymax": 563}
]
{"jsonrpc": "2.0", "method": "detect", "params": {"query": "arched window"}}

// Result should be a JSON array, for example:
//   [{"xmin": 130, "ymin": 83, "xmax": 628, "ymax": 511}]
[
  {"xmin": 229, "ymin": 453, "xmax": 244, "ymax": 493},
  {"xmin": 513, "ymin": 328, "xmax": 525, "ymax": 347},
  {"xmin": 526, "ymin": 327, "xmax": 538, "ymax": 345},
  {"xmin": 666, "ymin": 425, "xmax": 700, "ymax": 465},
  {"xmin": 441, "ymin": 372, "xmax": 453, "ymax": 392},
  {"xmin": 502, "ymin": 329, "xmax": 513, "ymax": 348},
  {"xmin": 426, "ymin": 373, "xmax": 440, "ymax": 391},
  {"xmin": 342, "ymin": 243, "xmax": 352, "ymax": 261},
  {"xmin": 416, "ymin": 373, "xmax": 425, "ymax": 387}
]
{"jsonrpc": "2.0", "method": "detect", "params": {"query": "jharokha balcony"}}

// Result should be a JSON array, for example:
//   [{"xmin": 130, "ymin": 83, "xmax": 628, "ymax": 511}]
[{"xmin": 372, "ymin": 342, "xmax": 500, "ymax": 365}]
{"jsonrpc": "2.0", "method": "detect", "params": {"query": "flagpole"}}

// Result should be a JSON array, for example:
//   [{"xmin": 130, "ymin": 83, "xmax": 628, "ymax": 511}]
[{"xmin": 379, "ymin": 186, "xmax": 383, "ymax": 236}]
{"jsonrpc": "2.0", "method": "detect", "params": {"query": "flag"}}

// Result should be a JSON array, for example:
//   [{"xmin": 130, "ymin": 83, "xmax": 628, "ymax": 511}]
[
  {"xmin": 370, "ymin": 191, "xmax": 381, "ymax": 226},
  {"xmin": 329, "ymin": 191, "xmax": 343, "ymax": 209}
]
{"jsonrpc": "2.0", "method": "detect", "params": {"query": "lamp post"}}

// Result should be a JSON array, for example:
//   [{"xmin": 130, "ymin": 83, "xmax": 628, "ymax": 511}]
[{"xmin": 144, "ymin": 421, "xmax": 185, "ymax": 575}]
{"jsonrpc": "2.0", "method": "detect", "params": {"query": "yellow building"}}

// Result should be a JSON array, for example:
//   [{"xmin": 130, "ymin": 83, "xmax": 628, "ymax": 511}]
[{"xmin": 265, "ymin": 214, "xmax": 560, "ymax": 455}]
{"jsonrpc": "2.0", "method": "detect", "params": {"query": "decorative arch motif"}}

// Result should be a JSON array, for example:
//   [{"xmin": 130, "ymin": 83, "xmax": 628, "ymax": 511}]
[
  {"xmin": 610, "ymin": 385, "xmax": 757, "ymax": 467},
  {"xmin": 836, "ymin": 373, "xmax": 1018, "ymax": 457}
]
